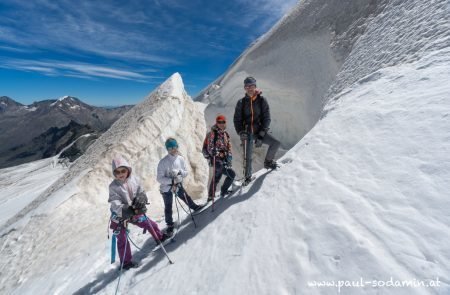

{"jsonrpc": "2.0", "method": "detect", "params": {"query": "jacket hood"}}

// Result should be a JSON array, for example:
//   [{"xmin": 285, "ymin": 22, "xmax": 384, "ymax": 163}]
[{"xmin": 112, "ymin": 156, "xmax": 132, "ymax": 177}]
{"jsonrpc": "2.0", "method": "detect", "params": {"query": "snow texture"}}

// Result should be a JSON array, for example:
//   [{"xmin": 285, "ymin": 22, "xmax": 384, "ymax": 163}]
[
  {"xmin": 197, "ymin": 0, "xmax": 389, "ymax": 175},
  {"xmin": 0, "ymin": 73, "xmax": 209, "ymax": 293},
  {"xmin": 1, "ymin": 0, "xmax": 449, "ymax": 294}
]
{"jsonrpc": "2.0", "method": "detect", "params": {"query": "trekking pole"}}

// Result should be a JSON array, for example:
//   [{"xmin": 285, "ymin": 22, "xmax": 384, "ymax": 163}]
[
  {"xmin": 242, "ymin": 137, "xmax": 247, "ymax": 180},
  {"xmin": 115, "ymin": 222, "xmax": 129, "ymax": 295},
  {"xmin": 107, "ymin": 219, "xmax": 111, "ymax": 239},
  {"xmin": 173, "ymin": 191, "xmax": 182, "ymax": 231},
  {"xmin": 178, "ymin": 183, "xmax": 197, "ymax": 227},
  {"xmin": 144, "ymin": 214, "xmax": 174, "ymax": 264},
  {"xmin": 211, "ymin": 155, "xmax": 217, "ymax": 212},
  {"xmin": 173, "ymin": 174, "xmax": 197, "ymax": 226}
]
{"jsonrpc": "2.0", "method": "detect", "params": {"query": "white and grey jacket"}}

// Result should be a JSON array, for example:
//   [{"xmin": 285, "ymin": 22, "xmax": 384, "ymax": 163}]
[
  {"xmin": 108, "ymin": 156, "xmax": 147, "ymax": 218},
  {"xmin": 157, "ymin": 153, "xmax": 188, "ymax": 193}
]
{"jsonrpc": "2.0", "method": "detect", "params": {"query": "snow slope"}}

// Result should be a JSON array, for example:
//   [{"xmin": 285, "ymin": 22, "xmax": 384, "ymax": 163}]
[
  {"xmin": 0, "ymin": 157, "xmax": 66, "ymax": 227},
  {"xmin": 0, "ymin": 73, "xmax": 209, "ymax": 293},
  {"xmin": 1, "ymin": 0, "xmax": 450, "ymax": 294},
  {"xmin": 93, "ymin": 42, "xmax": 450, "ymax": 295},
  {"xmin": 198, "ymin": 0, "xmax": 389, "ymax": 175}
]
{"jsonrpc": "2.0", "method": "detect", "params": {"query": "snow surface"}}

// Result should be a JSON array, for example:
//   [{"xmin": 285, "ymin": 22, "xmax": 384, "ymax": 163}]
[
  {"xmin": 49, "ymin": 96, "xmax": 77, "ymax": 107},
  {"xmin": 0, "ymin": 157, "xmax": 66, "ymax": 227},
  {"xmin": 197, "ymin": 0, "xmax": 389, "ymax": 176},
  {"xmin": 1, "ymin": 0, "xmax": 450, "ymax": 294},
  {"xmin": 24, "ymin": 106, "xmax": 38, "ymax": 112}
]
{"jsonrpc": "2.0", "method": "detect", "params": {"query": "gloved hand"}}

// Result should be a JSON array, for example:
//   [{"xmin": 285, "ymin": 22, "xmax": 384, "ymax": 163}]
[
  {"xmin": 174, "ymin": 174, "xmax": 183, "ymax": 184},
  {"xmin": 255, "ymin": 129, "xmax": 266, "ymax": 148},
  {"xmin": 169, "ymin": 169, "xmax": 181, "ymax": 178},
  {"xmin": 239, "ymin": 131, "xmax": 248, "ymax": 141},
  {"xmin": 121, "ymin": 206, "xmax": 135, "ymax": 220},
  {"xmin": 257, "ymin": 129, "xmax": 267, "ymax": 139},
  {"xmin": 133, "ymin": 192, "xmax": 148, "ymax": 209}
]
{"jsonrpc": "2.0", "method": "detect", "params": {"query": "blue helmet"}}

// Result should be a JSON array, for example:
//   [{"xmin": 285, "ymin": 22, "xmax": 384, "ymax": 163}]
[{"xmin": 165, "ymin": 138, "xmax": 178, "ymax": 150}]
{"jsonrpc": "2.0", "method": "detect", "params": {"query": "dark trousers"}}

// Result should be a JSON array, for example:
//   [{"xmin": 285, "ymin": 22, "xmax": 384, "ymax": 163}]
[
  {"xmin": 244, "ymin": 132, "xmax": 280, "ymax": 178},
  {"xmin": 261, "ymin": 132, "xmax": 281, "ymax": 161},
  {"xmin": 244, "ymin": 133, "xmax": 254, "ymax": 179},
  {"xmin": 208, "ymin": 159, "xmax": 236, "ymax": 197},
  {"xmin": 162, "ymin": 184, "xmax": 197, "ymax": 227}
]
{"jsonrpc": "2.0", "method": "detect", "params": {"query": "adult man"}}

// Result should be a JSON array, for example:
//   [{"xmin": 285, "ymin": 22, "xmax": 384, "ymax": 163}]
[{"xmin": 233, "ymin": 77, "xmax": 280, "ymax": 183}]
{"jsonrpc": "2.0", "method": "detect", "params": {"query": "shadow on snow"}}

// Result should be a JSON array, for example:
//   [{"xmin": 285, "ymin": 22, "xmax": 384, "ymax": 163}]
[{"xmin": 73, "ymin": 170, "xmax": 273, "ymax": 294}]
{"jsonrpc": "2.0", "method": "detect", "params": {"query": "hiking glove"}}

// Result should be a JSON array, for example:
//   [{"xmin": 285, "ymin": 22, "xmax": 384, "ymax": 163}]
[
  {"xmin": 258, "ymin": 130, "xmax": 267, "ymax": 139},
  {"xmin": 133, "ymin": 192, "xmax": 148, "ymax": 209},
  {"xmin": 169, "ymin": 169, "xmax": 181, "ymax": 178},
  {"xmin": 121, "ymin": 206, "xmax": 135, "ymax": 220}
]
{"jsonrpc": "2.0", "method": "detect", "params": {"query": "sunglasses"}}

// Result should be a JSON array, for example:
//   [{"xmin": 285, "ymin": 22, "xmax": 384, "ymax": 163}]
[
  {"xmin": 167, "ymin": 146, "xmax": 178, "ymax": 151},
  {"xmin": 114, "ymin": 168, "xmax": 128, "ymax": 175},
  {"xmin": 217, "ymin": 121, "xmax": 226, "ymax": 124}
]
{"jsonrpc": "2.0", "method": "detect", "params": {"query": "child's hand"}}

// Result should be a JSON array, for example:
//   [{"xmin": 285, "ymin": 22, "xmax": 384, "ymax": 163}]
[
  {"xmin": 169, "ymin": 169, "xmax": 181, "ymax": 178},
  {"xmin": 121, "ymin": 206, "xmax": 135, "ymax": 220},
  {"xmin": 133, "ymin": 193, "xmax": 148, "ymax": 209}
]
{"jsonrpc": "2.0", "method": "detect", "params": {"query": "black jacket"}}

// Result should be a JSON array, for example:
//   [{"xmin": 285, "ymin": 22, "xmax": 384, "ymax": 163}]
[{"xmin": 233, "ymin": 94, "xmax": 271, "ymax": 135}]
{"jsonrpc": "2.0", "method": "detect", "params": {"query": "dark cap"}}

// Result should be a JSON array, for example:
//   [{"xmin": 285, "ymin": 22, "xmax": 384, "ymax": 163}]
[{"xmin": 244, "ymin": 77, "xmax": 256, "ymax": 86}]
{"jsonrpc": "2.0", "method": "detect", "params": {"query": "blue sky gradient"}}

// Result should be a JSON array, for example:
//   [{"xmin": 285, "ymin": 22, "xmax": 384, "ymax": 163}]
[{"xmin": 0, "ymin": 0, "xmax": 297, "ymax": 106}]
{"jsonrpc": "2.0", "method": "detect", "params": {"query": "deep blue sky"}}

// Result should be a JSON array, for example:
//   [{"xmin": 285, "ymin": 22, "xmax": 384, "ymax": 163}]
[{"xmin": 0, "ymin": 0, "xmax": 297, "ymax": 106}]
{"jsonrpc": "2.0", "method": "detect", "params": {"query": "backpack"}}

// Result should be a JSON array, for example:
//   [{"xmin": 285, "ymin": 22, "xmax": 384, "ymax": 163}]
[{"xmin": 202, "ymin": 129, "xmax": 218, "ymax": 159}]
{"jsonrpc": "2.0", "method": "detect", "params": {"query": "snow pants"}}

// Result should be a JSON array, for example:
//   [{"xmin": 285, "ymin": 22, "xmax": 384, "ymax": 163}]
[
  {"xmin": 162, "ymin": 184, "xmax": 198, "ymax": 227},
  {"xmin": 208, "ymin": 159, "xmax": 236, "ymax": 197},
  {"xmin": 244, "ymin": 132, "xmax": 280, "ymax": 178},
  {"xmin": 110, "ymin": 215, "xmax": 163, "ymax": 265}
]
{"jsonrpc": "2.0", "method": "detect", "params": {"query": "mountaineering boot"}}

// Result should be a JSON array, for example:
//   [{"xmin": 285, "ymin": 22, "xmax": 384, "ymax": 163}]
[
  {"xmin": 242, "ymin": 176, "xmax": 253, "ymax": 186},
  {"xmin": 264, "ymin": 159, "xmax": 278, "ymax": 170},
  {"xmin": 165, "ymin": 224, "xmax": 175, "ymax": 236},
  {"xmin": 122, "ymin": 261, "xmax": 139, "ymax": 270},
  {"xmin": 160, "ymin": 232, "xmax": 171, "ymax": 242},
  {"xmin": 220, "ymin": 189, "xmax": 232, "ymax": 197}
]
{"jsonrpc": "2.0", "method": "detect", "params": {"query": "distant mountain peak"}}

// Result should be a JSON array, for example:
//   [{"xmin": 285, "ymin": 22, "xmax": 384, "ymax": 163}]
[
  {"xmin": 57, "ymin": 96, "xmax": 80, "ymax": 102},
  {"xmin": 58, "ymin": 95, "xmax": 71, "ymax": 101},
  {"xmin": 0, "ymin": 96, "xmax": 23, "ymax": 111},
  {"xmin": 0, "ymin": 96, "xmax": 22, "ymax": 105},
  {"xmin": 50, "ymin": 96, "xmax": 85, "ymax": 109}
]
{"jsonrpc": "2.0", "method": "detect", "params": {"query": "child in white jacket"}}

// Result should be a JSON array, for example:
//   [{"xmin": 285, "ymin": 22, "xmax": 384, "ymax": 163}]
[
  {"xmin": 109, "ymin": 156, "xmax": 168, "ymax": 270},
  {"xmin": 157, "ymin": 138, "xmax": 203, "ymax": 235}
]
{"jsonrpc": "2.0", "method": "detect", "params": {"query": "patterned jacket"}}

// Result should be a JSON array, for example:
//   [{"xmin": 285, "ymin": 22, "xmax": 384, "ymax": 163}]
[{"xmin": 206, "ymin": 125, "xmax": 232, "ymax": 160}]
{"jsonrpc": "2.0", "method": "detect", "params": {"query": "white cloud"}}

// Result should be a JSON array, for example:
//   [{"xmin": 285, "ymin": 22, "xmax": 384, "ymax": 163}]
[{"xmin": 0, "ymin": 59, "xmax": 162, "ymax": 81}]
